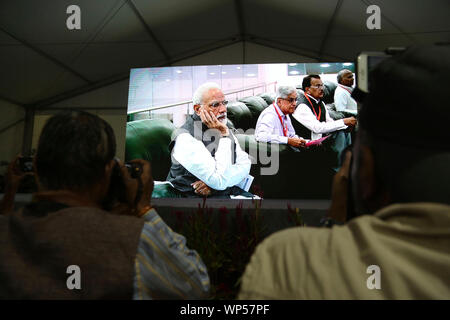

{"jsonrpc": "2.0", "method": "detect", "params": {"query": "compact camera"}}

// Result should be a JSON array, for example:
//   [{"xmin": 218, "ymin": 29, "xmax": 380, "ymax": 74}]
[
  {"xmin": 18, "ymin": 156, "xmax": 34, "ymax": 173},
  {"xmin": 124, "ymin": 162, "xmax": 143, "ymax": 179}
]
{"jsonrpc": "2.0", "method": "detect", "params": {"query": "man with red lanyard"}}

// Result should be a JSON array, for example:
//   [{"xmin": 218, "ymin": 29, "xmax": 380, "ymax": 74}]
[
  {"xmin": 292, "ymin": 74, "xmax": 357, "ymax": 142},
  {"xmin": 292, "ymin": 75, "xmax": 356, "ymax": 170},
  {"xmin": 334, "ymin": 69, "xmax": 358, "ymax": 116},
  {"xmin": 255, "ymin": 85, "xmax": 307, "ymax": 148}
]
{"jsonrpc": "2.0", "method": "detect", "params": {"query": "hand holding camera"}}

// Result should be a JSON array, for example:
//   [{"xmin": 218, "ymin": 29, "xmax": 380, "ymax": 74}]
[
  {"xmin": 119, "ymin": 159, "xmax": 154, "ymax": 216},
  {"xmin": 104, "ymin": 159, "xmax": 154, "ymax": 216},
  {"xmin": 1, "ymin": 155, "xmax": 34, "ymax": 215},
  {"xmin": 7, "ymin": 155, "xmax": 34, "ymax": 189}
]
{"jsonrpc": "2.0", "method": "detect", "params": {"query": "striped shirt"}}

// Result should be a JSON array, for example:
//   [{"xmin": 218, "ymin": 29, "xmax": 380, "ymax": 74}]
[{"xmin": 133, "ymin": 208, "xmax": 210, "ymax": 299}]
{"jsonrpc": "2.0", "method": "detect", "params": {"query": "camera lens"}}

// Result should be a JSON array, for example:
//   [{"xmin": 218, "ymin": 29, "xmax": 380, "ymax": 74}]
[{"xmin": 125, "ymin": 163, "xmax": 142, "ymax": 179}]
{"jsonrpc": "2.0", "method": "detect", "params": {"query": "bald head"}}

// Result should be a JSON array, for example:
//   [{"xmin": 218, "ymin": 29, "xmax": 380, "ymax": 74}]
[{"xmin": 337, "ymin": 69, "xmax": 354, "ymax": 86}]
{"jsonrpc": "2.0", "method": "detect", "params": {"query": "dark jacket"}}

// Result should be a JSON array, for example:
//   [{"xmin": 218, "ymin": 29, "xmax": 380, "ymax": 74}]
[
  {"xmin": 0, "ymin": 201, "xmax": 144, "ymax": 299},
  {"xmin": 167, "ymin": 114, "xmax": 247, "ymax": 198}
]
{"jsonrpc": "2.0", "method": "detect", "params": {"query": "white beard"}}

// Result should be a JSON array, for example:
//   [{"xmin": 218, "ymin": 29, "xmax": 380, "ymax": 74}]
[{"xmin": 217, "ymin": 114, "xmax": 227, "ymax": 124}]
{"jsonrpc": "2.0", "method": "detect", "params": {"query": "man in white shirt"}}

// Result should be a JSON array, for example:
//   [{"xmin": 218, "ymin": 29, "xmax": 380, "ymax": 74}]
[
  {"xmin": 254, "ymin": 85, "xmax": 307, "ymax": 148},
  {"xmin": 167, "ymin": 82, "xmax": 252, "ymax": 198},
  {"xmin": 334, "ymin": 69, "xmax": 358, "ymax": 116},
  {"xmin": 292, "ymin": 75, "xmax": 357, "ymax": 141}
]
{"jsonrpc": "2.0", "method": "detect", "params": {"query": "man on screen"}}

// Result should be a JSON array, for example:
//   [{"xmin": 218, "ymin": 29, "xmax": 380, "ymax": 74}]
[
  {"xmin": 334, "ymin": 69, "xmax": 358, "ymax": 116},
  {"xmin": 292, "ymin": 74, "xmax": 357, "ymax": 141},
  {"xmin": 292, "ymin": 75, "xmax": 357, "ymax": 169},
  {"xmin": 254, "ymin": 85, "xmax": 307, "ymax": 148},
  {"xmin": 167, "ymin": 82, "xmax": 252, "ymax": 198}
]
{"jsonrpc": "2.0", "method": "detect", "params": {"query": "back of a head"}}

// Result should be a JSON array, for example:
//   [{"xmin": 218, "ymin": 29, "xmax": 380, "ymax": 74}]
[
  {"xmin": 35, "ymin": 110, "xmax": 116, "ymax": 192},
  {"xmin": 358, "ymin": 45, "xmax": 450, "ymax": 204}
]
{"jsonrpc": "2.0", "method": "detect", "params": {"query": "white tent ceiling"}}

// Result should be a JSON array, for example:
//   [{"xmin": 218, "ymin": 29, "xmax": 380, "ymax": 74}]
[{"xmin": 0, "ymin": 0, "xmax": 448, "ymax": 108}]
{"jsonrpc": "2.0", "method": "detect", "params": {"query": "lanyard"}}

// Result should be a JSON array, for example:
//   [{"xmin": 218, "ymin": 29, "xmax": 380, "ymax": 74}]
[
  {"xmin": 273, "ymin": 103, "xmax": 288, "ymax": 137},
  {"xmin": 339, "ymin": 84, "xmax": 353, "ymax": 95},
  {"xmin": 304, "ymin": 94, "xmax": 321, "ymax": 121}
]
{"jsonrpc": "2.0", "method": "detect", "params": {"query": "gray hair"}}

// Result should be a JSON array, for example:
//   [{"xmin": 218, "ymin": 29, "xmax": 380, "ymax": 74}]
[
  {"xmin": 337, "ymin": 69, "xmax": 352, "ymax": 84},
  {"xmin": 192, "ymin": 82, "xmax": 221, "ymax": 105},
  {"xmin": 276, "ymin": 85, "xmax": 297, "ymax": 100}
]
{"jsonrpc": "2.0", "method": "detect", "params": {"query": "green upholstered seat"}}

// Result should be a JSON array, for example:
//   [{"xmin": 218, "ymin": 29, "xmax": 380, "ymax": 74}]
[
  {"xmin": 226, "ymin": 118, "xmax": 236, "ymax": 130},
  {"xmin": 227, "ymin": 101, "xmax": 252, "ymax": 131},
  {"xmin": 322, "ymin": 80, "xmax": 337, "ymax": 104},
  {"xmin": 239, "ymin": 96, "xmax": 269, "ymax": 129},
  {"xmin": 258, "ymin": 92, "xmax": 276, "ymax": 106},
  {"xmin": 125, "ymin": 119, "xmax": 176, "ymax": 181},
  {"xmin": 152, "ymin": 183, "xmax": 183, "ymax": 198},
  {"xmin": 326, "ymin": 103, "xmax": 346, "ymax": 120}
]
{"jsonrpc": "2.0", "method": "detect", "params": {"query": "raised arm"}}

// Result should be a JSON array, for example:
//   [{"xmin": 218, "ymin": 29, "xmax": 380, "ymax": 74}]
[
  {"xmin": 134, "ymin": 208, "xmax": 210, "ymax": 299},
  {"xmin": 0, "ymin": 156, "xmax": 33, "ymax": 215}
]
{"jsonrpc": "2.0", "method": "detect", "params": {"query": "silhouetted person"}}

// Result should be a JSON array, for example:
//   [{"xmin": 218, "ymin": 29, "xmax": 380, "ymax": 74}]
[
  {"xmin": 239, "ymin": 45, "xmax": 450, "ymax": 299},
  {"xmin": 0, "ymin": 111, "xmax": 210, "ymax": 299}
]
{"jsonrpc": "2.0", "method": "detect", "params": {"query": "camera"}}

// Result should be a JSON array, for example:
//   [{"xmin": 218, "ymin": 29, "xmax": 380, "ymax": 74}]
[
  {"xmin": 102, "ymin": 160, "xmax": 143, "ymax": 211},
  {"xmin": 19, "ymin": 156, "xmax": 34, "ymax": 173},
  {"xmin": 356, "ymin": 48, "xmax": 406, "ymax": 93},
  {"xmin": 356, "ymin": 51, "xmax": 389, "ymax": 93},
  {"xmin": 124, "ymin": 162, "xmax": 143, "ymax": 179}
]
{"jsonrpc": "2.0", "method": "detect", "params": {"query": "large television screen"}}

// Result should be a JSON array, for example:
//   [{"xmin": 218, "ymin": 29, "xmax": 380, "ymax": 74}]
[{"xmin": 125, "ymin": 62, "xmax": 356, "ymax": 200}]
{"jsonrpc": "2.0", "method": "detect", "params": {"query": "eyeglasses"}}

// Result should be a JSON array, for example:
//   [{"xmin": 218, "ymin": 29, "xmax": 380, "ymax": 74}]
[
  {"xmin": 281, "ymin": 97, "xmax": 297, "ymax": 103},
  {"xmin": 207, "ymin": 100, "xmax": 229, "ymax": 108},
  {"xmin": 310, "ymin": 84, "xmax": 324, "ymax": 89}
]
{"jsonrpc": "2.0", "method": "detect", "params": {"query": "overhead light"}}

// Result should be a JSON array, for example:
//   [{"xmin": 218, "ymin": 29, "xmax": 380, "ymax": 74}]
[
  {"xmin": 289, "ymin": 70, "xmax": 300, "ymax": 75},
  {"xmin": 176, "ymin": 70, "xmax": 182, "ymax": 73},
  {"xmin": 236, "ymin": 66, "xmax": 241, "ymax": 69},
  {"xmin": 320, "ymin": 63, "xmax": 331, "ymax": 68},
  {"xmin": 246, "ymin": 73, "xmax": 256, "ymax": 77},
  {"xmin": 222, "ymin": 71, "xmax": 227, "ymax": 74},
  {"xmin": 342, "ymin": 63, "xmax": 352, "ymax": 66},
  {"xmin": 288, "ymin": 63, "xmax": 297, "ymax": 66},
  {"xmin": 165, "ymin": 79, "xmax": 171, "ymax": 82},
  {"xmin": 209, "ymin": 72, "xmax": 216, "ymax": 75}
]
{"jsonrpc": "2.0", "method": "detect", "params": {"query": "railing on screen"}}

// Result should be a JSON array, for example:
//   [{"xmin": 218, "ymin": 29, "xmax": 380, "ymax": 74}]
[{"xmin": 127, "ymin": 81, "xmax": 278, "ymax": 119}]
